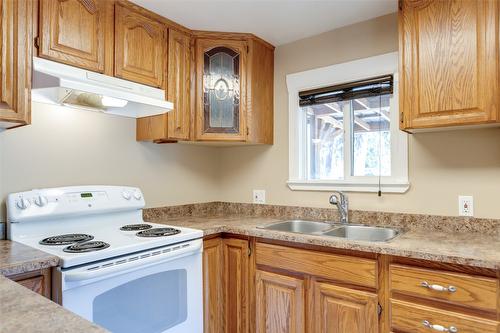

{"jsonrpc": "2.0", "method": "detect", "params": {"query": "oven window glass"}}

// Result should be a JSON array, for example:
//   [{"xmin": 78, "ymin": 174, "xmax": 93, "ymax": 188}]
[{"xmin": 93, "ymin": 269, "xmax": 187, "ymax": 333}]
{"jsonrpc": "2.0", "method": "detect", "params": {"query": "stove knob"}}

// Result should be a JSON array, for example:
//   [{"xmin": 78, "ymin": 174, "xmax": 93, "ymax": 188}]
[
  {"xmin": 122, "ymin": 191, "xmax": 132, "ymax": 200},
  {"xmin": 16, "ymin": 198, "xmax": 31, "ymax": 210},
  {"xmin": 133, "ymin": 191, "xmax": 142, "ymax": 200},
  {"xmin": 34, "ymin": 195, "xmax": 48, "ymax": 207}
]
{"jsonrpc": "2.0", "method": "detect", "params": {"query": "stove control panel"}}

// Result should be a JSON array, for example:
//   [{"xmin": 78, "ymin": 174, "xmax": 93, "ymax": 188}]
[{"xmin": 7, "ymin": 186, "xmax": 145, "ymax": 223}]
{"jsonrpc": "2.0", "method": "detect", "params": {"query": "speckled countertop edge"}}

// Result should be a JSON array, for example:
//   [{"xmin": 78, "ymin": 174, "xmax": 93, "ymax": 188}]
[
  {"xmin": 0, "ymin": 275, "xmax": 107, "ymax": 332},
  {"xmin": 148, "ymin": 216, "xmax": 500, "ymax": 270},
  {"xmin": 0, "ymin": 240, "xmax": 60, "ymax": 276}
]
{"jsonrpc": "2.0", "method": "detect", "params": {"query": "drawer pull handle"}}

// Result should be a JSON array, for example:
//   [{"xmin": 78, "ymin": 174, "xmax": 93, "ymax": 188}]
[
  {"xmin": 422, "ymin": 320, "xmax": 458, "ymax": 332},
  {"xmin": 420, "ymin": 281, "xmax": 457, "ymax": 293}
]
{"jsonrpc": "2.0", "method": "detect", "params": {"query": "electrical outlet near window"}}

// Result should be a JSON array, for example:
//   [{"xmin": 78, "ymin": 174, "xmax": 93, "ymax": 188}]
[
  {"xmin": 253, "ymin": 190, "xmax": 266, "ymax": 204},
  {"xmin": 458, "ymin": 196, "xmax": 473, "ymax": 217}
]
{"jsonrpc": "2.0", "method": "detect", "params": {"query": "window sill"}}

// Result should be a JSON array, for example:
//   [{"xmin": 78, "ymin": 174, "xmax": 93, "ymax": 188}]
[{"xmin": 287, "ymin": 180, "xmax": 410, "ymax": 193}]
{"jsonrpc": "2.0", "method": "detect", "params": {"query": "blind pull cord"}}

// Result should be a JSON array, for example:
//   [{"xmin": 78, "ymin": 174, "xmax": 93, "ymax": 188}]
[{"xmin": 378, "ymin": 91, "xmax": 382, "ymax": 197}]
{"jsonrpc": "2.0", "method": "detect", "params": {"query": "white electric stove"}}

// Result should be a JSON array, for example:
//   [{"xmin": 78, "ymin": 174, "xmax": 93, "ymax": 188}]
[{"xmin": 7, "ymin": 185, "xmax": 203, "ymax": 333}]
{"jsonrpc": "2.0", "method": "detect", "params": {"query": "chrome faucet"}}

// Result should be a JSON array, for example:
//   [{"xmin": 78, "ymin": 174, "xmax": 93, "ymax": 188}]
[{"xmin": 329, "ymin": 191, "xmax": 349, "ymax": 224}]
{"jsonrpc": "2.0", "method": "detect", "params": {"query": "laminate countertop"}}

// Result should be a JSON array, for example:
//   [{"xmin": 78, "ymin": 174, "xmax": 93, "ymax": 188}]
[
  {"xmin": 0, "ymin": 240, "xmax": 108, "ymax": 333},
  {"xmin": 149, "ymin": 216, "xmax": 500, "ymax": 270},
  {"xmin": 0, "ymin": 240, "xmax": 59, "ymax": 276}
]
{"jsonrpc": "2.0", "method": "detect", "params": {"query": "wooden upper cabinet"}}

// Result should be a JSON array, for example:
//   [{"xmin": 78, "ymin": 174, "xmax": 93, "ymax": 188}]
[
  {"xmin": 136, "ymin": 28, "xmax": 192, "ymax": 143},
  {"xmin": 114, "ymin": 2, "xmax": 164, "ymax": 87},
  {"xmin": 255, "ymin": 270, "xmax": 305, "ymax": 333},
  {"xmin": 195, "ymin": 38, "xmax": 248, "ymax": 141},
  {"xmin": 0, "ymin": 0, "xmax": 32, "ymax": 129},
  {"xmin": 311, "ymin": 281, "xmax": 379, "ymax": 333},
  {"xmin": 38, "ymin": 0, "xmax": 113, "ymax": 74},
  {"xmin": 167, "ymin": 29, "xmax": 191, "ymax": 140},
  {"xmin": 137, "ymin": 32, "xmax": 274, "ymax": 145},
  {"xmin": 399, "ymin": 0, "xmax": 500, "ymax": 131}
]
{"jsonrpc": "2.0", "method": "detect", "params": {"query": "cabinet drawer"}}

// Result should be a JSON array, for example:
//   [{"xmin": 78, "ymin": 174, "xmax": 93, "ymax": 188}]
[
  {"xmin": 390, "ymin": 264, "xmax": 498, "ymax": 312},
  {"xmin": 391, "ymin": 299, "xmax": 499, "ymax": 333},
  {"xmin": 256, "ymin": 243, "xmax": 377, "ymax": 288}
]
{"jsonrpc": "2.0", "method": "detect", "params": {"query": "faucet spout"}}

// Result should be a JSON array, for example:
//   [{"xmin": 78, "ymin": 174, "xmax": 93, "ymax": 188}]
[{"xmin": 329, "ymin": 191, "xmax": 349, "ymax": 224}]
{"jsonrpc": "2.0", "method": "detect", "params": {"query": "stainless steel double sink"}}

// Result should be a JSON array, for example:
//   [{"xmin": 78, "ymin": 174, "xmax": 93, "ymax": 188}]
[{"xmin": 258, "ymin": 220, "xmax": 400, "ymax": 242}]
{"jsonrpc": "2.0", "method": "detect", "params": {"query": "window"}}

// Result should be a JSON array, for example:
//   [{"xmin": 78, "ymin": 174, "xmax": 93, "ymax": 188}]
[{"xmin": 287, "ymin": 53, "xmax": 409, "ymax": 193}]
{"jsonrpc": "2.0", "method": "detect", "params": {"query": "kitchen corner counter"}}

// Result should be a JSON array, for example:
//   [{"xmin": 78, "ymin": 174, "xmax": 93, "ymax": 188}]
[
  {"xmin": 0, "ymin": 240, "xmax": 108, "ymax": 333},
  {"xmin": 0, "ymin": 275, "xmax": 107, "ymax": 333},
  {"xmin": 0, "ymin": 240, "xmax": 59, "ymax": 276},
  {"xmin": 149, "ymin": 216, "xmax": 500, "ymax": 270}
]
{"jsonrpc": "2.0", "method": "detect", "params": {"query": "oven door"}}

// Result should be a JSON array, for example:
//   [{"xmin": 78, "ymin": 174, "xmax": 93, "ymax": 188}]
[{"xmin": 54, "ymin": 239, "xmax": 203, "ymax": 333}]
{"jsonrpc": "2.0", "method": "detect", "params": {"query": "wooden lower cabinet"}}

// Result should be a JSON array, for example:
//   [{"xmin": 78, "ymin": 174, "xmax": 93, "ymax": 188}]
[
  {"xmin": 203, "ymin": 238, "xmax": 224, "ymax": 332},
  {"xmin": 6, "ymin": 268, "xmax": 51, "ymax": 299},
  {"xmin": 390, "ymin": 299, "xmax": 499, "ymax": 333},
  {"xmin": 311, "ymin": 280, "xmax": 378, "ymax": 333},
  {"xmin": 255, "ymin": 270, "xmax": 305, "ymax": 333},
  {"xmin": 203, "ymin": 237, "xmax": 249, "ymax": 333},
  {"xmin": 255, "ymin": 242, "xmax": 379, "ymax": 333},
  {"xmin": 204, "ymin": 238, "xmax": 500, "ymax": 333}
]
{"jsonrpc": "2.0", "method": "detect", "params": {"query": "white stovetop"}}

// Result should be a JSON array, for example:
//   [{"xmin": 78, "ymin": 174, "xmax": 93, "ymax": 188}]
[
  {"xmin": 12, "ymin": 219, "xmax": 203, "ymax": 268},
  {"xmin": 7, "ymin": 186, "xmax": 203, "ymax": 268}
]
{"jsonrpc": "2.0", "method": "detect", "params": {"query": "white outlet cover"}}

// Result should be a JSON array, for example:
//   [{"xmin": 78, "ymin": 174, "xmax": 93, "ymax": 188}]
[
  {"xmin": 458, "ymin": 195, "xmax": 473, "ymax": 217},
  {"xmin": 253, "ymin": 190, "xmax": 266, "ymax": 204}
]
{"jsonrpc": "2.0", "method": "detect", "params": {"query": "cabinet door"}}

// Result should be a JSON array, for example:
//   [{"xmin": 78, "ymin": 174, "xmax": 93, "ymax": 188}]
[
  {"xmin": 38, "ymin": 0, "xmax": 113, "ymax": 73},
  {"xmin": 223, "ymin": 238, "xmax": 249, "ymax": 333},
  {"xmin": 255, "ymin": 270, "xmax": 305, "ymax": 333},
  {"xmin": 203, "ymin": 238, "xmax": 225, "ymax": 333},
  {"xmin": 399, "ymin": 0, "xmax": 499, "ymax": 130},
  {"xmin": 7, "ymin": 269, "xmax": 51, "ymax": 299},
  {"xmin": 311, "ymin": 281, "xmax": 378, "ymax": 333},
  {"xmin": 167, "ymin": 29, "xmax": 191, "ymax": 140},
  {"xmin": 115, "ymin": 3, "xmax": 164, "ymax": 87},
  {"xmin": 0, "ymin": 0, "xmax": 32, "ymax": 129},
  {"xmin": 195, "ymin": 39, "xmax": 247, "ymax": 141}
]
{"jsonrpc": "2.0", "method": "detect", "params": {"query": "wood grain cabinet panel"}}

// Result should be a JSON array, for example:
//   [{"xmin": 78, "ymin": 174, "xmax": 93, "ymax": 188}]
[
  {"xmin": 311, "ymin": 281, "xmax": 379, "ymax": 333},
  {"xmin": 256, "ymin": 242, "xmax": 377, "ymax": 288},
  {"xmin": 114, "ymin": 2, "xmax": 164, "ymax": 87},
  {"xmin": 223, "ymin": 238, "xmax": 249, "ymax": 333},
  {"xmin": 0, "ymin": 0, "xmax": 32, "ymax": 129},
  {"xmin": 399, "ymin": 0, "xmax": 500, "ymax": 131},
  {"xmin": 255, "ymin": 270, "xmax": 305, "ymax": 333},
  {"xmin": 390, "ymin": 299, "xmax": 500, "ymax": 333},
  {"xmin": 166, "ymin": 29, "xmax": 191, "ymax": 140},
  {"xmin": 7, "ymin": 269, "xmax": 51, "ymax": 299},
  {"xmin": 38, "ymin": 0, "xmax": 113, "ymax": 74},
  {"xmin": 136, "ymin": 28, "xmax": 192, "ymax": 142},
  {"xmin": 203, "ymin": 237, "xmax": 250, "ymax": 333},
  {"xmin": 390, "ymin": 264, "xmax": 498, "ymax": 312},
  {"xmin": 203, "ymin": 238, "xmax": 224, "ymax": 333}
]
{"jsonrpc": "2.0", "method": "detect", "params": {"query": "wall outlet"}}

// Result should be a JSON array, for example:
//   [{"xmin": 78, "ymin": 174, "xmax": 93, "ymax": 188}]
[
  {"xmin": 458, "ymin": 195, "xmax": 473, "ymax": 217},
  {"xmin": 253, "ymin": 190, "xmax": 266, "ymax": 204}
]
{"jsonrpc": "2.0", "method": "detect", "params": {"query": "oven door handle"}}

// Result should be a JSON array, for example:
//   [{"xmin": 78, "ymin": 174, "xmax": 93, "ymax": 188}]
[{"xmin": 63, "ymin": 240, "xmax": 202, "ymax": 282}]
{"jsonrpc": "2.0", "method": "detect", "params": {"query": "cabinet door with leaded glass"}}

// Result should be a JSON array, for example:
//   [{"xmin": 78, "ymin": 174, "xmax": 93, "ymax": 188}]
[{"xmin": 195, "ymin": 39, "xmax": 247, "ymax": 141}]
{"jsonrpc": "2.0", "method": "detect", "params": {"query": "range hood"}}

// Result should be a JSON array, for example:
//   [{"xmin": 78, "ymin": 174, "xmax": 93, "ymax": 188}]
[{"xmin": 32, "ymin": 57, "xmax": 173, "ymax": 118}]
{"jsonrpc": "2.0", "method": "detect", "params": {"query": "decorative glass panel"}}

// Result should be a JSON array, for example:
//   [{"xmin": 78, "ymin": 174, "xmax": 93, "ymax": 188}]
[{"xmin": 203, "ymin": 47, "xmax": 240, "ymax": 133}]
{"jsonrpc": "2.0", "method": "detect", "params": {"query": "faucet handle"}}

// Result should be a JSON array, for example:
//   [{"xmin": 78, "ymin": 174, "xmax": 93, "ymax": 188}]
[
  {"xmin": 329, "ymin": 193, "xmax": 339, "ymax": 205},
  {"xmin": 330, "ymin": 191, "xmax": 346, "ymax": 205}
]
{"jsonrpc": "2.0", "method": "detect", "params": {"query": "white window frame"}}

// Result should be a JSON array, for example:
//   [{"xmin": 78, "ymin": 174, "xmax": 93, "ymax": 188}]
[{"xmin": 286, "ymin": 52, "xmax": 409, "ymax": 193}]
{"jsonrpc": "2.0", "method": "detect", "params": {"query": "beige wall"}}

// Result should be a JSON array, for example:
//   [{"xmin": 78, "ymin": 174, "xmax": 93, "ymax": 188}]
[
  {"xmin": 0, "ymin": 103, "xmax": 220, "ymax": 221},
  {"xmin": 2, "ymin": 13, "xmax": 500, "ymax": 221},
  {"xmin": 217, "ymin": 13, "xmax": 500, "ymax": 219}
]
